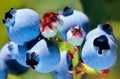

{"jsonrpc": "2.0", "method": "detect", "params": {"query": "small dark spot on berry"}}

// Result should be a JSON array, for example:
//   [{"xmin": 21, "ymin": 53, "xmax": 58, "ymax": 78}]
[
  {"xmin": 26, "ymin": 52, "xmax": 38, "ymax": 69},
  {"xmin": 5, "ymin": 12, "xmax": 12, "ymax": 19},
  {"xmin": 68, "ymin": 63, "xmax": 73, "ymax": 71},
  {"xmin": 93, "ymin": 35, "xmax": 110, "ymax": 54},
  {"xmin": 10, "ymin": 8, "xmax": 14, "ymax": 10},
  {"xmin": 2, "ymin": 19, "xmax": 6, "ymax": 24},
  {"xmin": 54, "ymin": 71, "xmax": 58, "ymax": 75},
  {"xmin": 64, "ymin": 6, "xmax": 70, "ymax": 12},
  {"xmin": 102, "ymin": 24, "xmax": 113, "ymax": 35},
  {"xmin": 63, "ymin": 6, "xmax": 73, "ymax": 16}
]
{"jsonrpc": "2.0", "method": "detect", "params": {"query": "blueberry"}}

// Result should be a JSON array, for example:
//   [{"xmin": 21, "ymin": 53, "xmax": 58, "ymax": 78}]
[
  {"xmin": 26, "ymin": 39, "xmax": 60, "ymax": 73},
  {"xmin": 3, "ymin": 8, "xmax": 41, "ymax": 45},
  {"xmin": 52, "ymin": 51, "xmax": 73, "ymax": 79},
  {"xmin": 0, "ymin": 42, "xmax": 29, "ymax": 74},
  {"xmin": 58, "ymin": 7, "xmax": 89, "ymax": 41},
  {"xmin": 81, "ymin": 24, "xmax": 117, "ymax": 70},
  {"xmin": 67, "ymin": 25, "xmax": 85, "ymax": 46}
]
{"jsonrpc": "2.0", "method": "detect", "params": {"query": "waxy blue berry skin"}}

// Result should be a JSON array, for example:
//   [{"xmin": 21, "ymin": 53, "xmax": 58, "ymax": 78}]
[
  {"xmin": 59, "ymin": 7, "xmax": 89, "ymax": 41},
  {"xmin": 0, "ymin": 42, "xmax": 29, "ymax": 74},
  {"xmin": 81, "ymin": 24, "xmax": 117, "ymax": 70},
  {"xmin": 26, "ymin": 39, "xmax": 60, "ymax": 73},
  {"xmin": 0, "ymin": 60, "xmax": 8, "ymax": 79},
  {"xmin": 52, "ymin": 51, "xmax": 73, "ymax": 79},
  {"xmin": 86, "ymin": 24, "xmax": 118, "ymax": 46},
  {"xmin": 16, "ymin": 45, "xmax": 30, "ymax": 67},
  {"xmin": 3, "ymin": 8, "xmax": 41, "ymax": 45}
]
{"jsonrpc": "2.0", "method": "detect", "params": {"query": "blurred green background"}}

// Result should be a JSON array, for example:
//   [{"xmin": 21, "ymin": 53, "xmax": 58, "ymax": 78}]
[{"xmin": 0, "ymin": 0, "xmax": 120, "ymax": 79}]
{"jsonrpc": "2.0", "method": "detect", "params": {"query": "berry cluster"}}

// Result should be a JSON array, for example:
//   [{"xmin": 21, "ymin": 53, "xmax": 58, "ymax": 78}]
[{"xmin": 0, "ymin": 6, "xmax": 118, "ymax": 79}]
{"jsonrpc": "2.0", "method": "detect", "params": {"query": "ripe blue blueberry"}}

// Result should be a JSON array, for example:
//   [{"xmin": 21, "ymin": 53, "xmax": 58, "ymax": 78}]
[
  {"xmin": 3, "ymin": 8, "xmax": 41, "ymax": 45},
  {"xmin": 26, "ymin": 39, "xmax": 60, "ymax": 73},
  {"xmin": 59, "ymin": 6, "xmax": 89, "ymax": 41},
  {"xmin": 0, "ymin": 42, "xmax": 29, "ymax": 74},
  {"xmin": 52, "ymin": 51, "xmax": 73, "ymax": 79},
  {"xmin": 81, "ymin": 24, "xmax": 117, "ymax": 70}
]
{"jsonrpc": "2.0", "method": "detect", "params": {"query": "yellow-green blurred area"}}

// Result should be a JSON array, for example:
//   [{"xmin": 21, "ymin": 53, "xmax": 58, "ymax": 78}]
[{"xmin": 0, "ymin": 0, "xmax": 120, "ymax": 79}]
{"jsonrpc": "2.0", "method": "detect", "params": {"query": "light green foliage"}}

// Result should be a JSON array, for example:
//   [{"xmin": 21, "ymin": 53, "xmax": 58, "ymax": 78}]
[{"xmin": 0, "ymin": 0, "xmax": 120, "ymax": 79}]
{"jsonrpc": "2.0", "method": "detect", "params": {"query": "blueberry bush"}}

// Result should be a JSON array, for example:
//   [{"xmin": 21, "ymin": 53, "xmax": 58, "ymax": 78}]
[{"xmin": 0, "ymin": 0, "xmax": 120, "ymax": 79}]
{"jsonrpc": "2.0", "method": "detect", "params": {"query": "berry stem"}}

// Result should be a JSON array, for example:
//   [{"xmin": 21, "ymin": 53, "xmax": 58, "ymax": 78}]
[{"xmin": 71, "ymin": 46, "xmax": 82, "ymax": 79}]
